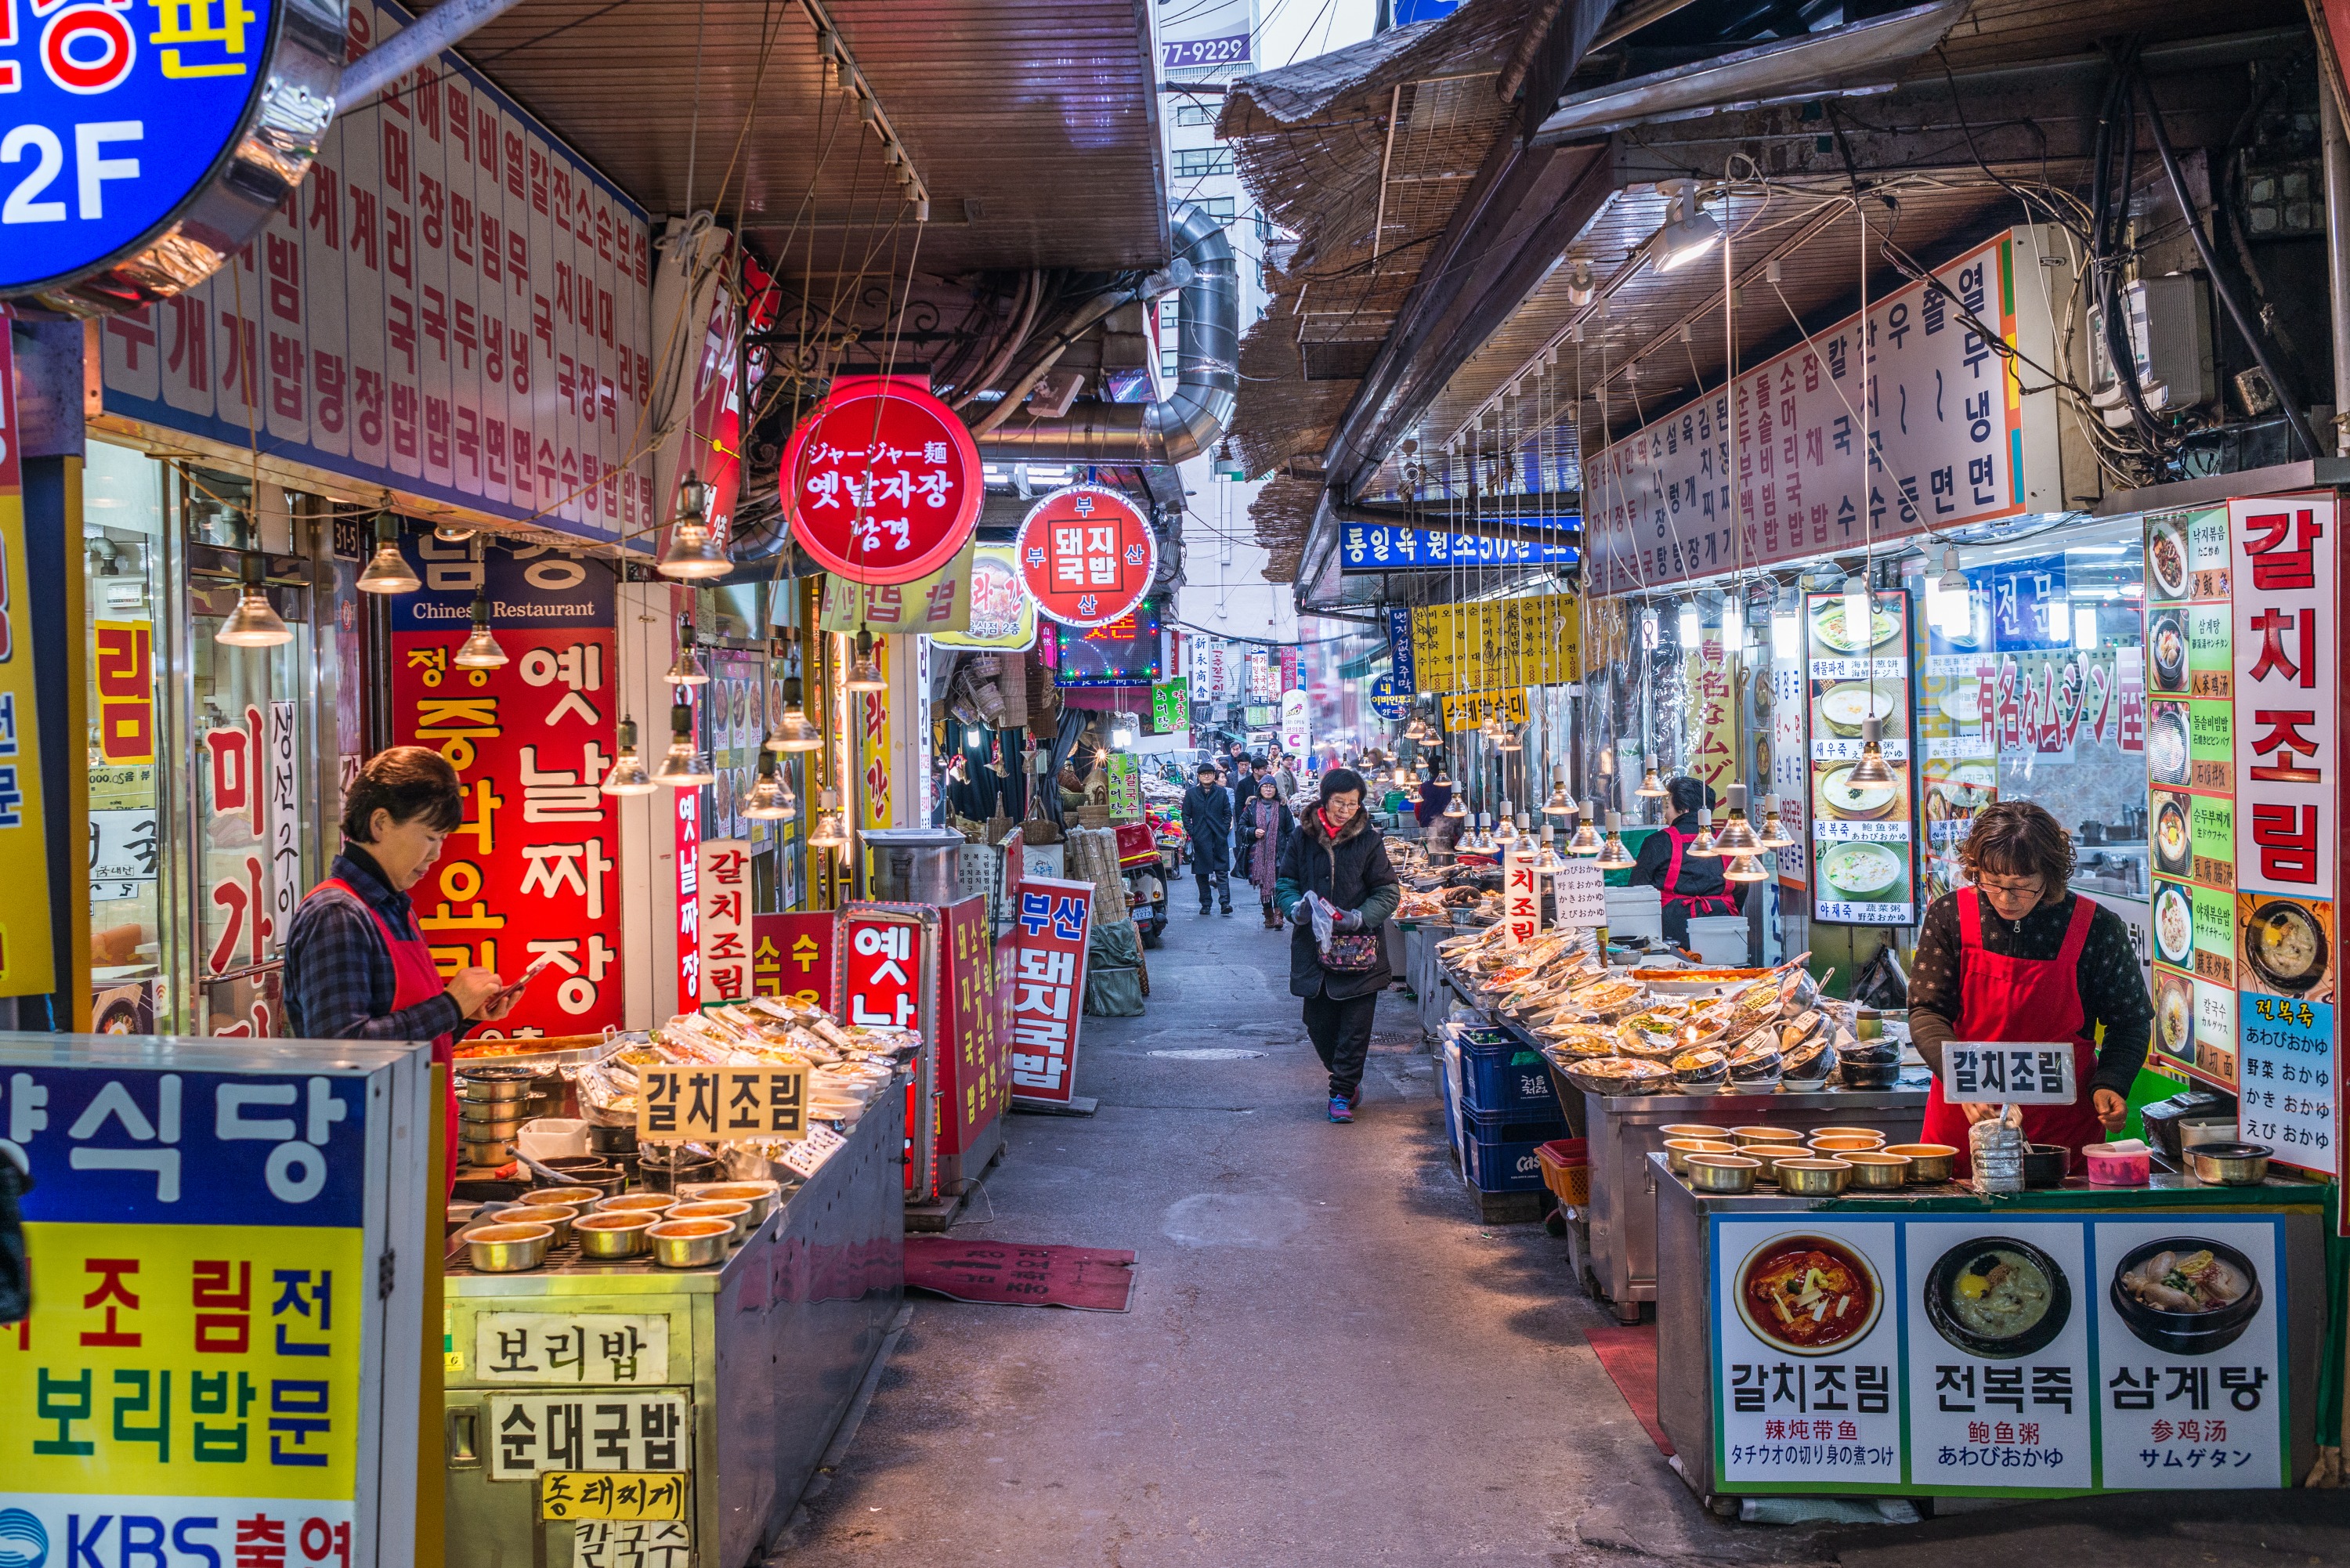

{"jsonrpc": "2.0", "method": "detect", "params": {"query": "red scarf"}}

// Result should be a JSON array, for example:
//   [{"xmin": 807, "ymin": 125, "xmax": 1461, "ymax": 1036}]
[{"xmin": 1316, "ymin": 805, "xmax": 1351, "ymax": 840}]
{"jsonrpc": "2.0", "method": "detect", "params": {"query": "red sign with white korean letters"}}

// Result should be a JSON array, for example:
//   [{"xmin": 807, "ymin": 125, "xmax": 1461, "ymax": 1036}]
[
  {"xmin": 1014, "ymin": 484, "xmax": 1158, "ymax": 628},
  {"xmin": 936, "ymin": 895, "xmax": 1012, "ymax": 1150},
  {"xmin": 841, "ymin": 907, "xmax": 925, "ymax": 1031},
  {"xmin": 782, "ymin": 375, "xmax": 982, "ymax": 584},
  {"xmin": 1007, "ymin": 875, "xmax": 1094, "ymax": 1104}
]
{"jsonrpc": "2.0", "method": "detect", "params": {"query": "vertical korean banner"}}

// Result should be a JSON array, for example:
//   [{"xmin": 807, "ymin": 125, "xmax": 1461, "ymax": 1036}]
[
  {"xmin": 389, "ymin": 533, "xmax": 622, "ymax": 1033},
  {"xmin": 750, "ymin": 911, "xmax": 836, "ymax": 1009},
  {"xmin": 1500, "ymin": 846, "xmax": 1541, "ymax": 947},
  {"xmin": 0, "ymin": 1044, "xmax": 427, "ymax": 1561},
  {"xmin": 859, "ymin": 636, "xmax": 892, "ymax": 832},
  {"xmin": 2226, "ymin": 494, "xmax": 2337, "ymax": 1173},
  {"xmin": 1007, "ymin": 876, "xmax": 1093, "ymax": 1106},
  {"xmin": 697, "ymin": 840, "xmax": 749, "ymax": 1003},
  {"xmin": 1685, "ymin": 628, "xmax": 1737, "ymax": 798},
  {"xmin": 1806, "ymin": 591, "xmax": 1916, "ymax": 925},
  {"xmin": 0, "ymin": 328, "xmax": 51, "ymax": 993},
  {"xmin": 937, "ymin": 897, "xmax": 1009, "ymax": 1150}
]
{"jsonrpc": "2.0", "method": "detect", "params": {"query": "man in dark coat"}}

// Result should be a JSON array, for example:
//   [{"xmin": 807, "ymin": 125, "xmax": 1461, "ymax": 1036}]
[
  {"xmin": 1275, "ymin": 767, "xmax": 1402, "ymax": 1120},
  {"xmin": 1180, "ymin": 761, "xmax": 1235, "ymax": 916}
]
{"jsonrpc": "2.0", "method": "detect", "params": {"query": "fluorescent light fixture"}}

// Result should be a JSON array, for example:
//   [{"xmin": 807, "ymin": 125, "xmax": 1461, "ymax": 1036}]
[
  {"xmin": 2073, "ymin": 603, "xmax": 2097, "ymax": 649},
  {"xmin": 1653, "ymin": 182, "xmax": 1723, "ymax": 273},
  {"xmin": 1677, "ymin": 600, "xmax": 1701, "ymax": 648}
]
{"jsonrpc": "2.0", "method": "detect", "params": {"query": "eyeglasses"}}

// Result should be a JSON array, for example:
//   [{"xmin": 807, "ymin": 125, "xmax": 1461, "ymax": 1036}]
[{"xmin": 1976, "ymin": 876, "xmax": 2044, "ymax": 897}]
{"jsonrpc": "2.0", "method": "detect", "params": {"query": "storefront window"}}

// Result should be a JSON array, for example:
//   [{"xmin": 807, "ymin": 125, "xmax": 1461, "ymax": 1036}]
[{"xmin": 84, "ymin": 443, "xmax": 167, "ymax": 1031}]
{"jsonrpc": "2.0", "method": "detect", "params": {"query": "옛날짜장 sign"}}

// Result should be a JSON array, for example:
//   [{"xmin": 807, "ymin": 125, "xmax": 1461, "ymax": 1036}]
[
  {"xmin": 0, "ymin": 1035, "xmax": 432, "ymax": 1564},
  {"xmin": 783, "ymin": 376, "xmax": 984, "ymax": 584},
  {"xmin": 1015, "ymin": 485, "xmax": 1159, "ymax": 629}
]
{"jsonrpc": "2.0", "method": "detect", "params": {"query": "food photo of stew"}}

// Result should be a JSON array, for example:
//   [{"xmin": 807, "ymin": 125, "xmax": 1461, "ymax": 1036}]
[{"xmin": 1737, "ymin": 1234, "xmax": 1883, "ymax": 1355}]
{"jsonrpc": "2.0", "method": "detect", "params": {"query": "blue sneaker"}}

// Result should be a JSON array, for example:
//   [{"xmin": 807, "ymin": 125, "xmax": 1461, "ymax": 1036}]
[{"xmin": 1328, "ymin": 1095, "xmax": 1353, "ymax": 1122}]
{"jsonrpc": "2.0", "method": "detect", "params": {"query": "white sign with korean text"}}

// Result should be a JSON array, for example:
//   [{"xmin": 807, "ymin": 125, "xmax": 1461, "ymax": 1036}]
[
  {"xmin": 1588, "ymin": 227, "xmax": 2059, "ymax": 594},
  {"xmin": 96, "ymin": 1, "xmax": 656, "ymax": 542},
  {"xmin": 1940, "ymin": 1043, "xmax": 2077, "ymax": 1105},
  {"xmin": 1902, "ymin": 1218, "xmax": 2095, "ymax": 1490},
  {"xmin": 487, "ymin": 1392, "xmax": 689, "ymax": 1479},
  {"xmin": 474, "ymin": 1313, "xmax": 671, "ymax": 1385},
  {"xmin": 1714, "ymin": 1219, "xmax": 1904, "ymax": 1489}
]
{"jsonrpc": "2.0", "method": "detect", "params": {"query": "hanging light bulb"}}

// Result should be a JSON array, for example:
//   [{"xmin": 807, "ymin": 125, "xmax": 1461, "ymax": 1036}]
[
  {"xmin": 1391, "ymin": 761, "xmax": 1410, "ymax": 788},
  {"xmin": 1567, "ymin": 800, "xmax": 1604, "ymax": 855},
  {"xmin": 1493, "ymin": 806, "xmax": 1520, "ymax": 848},
  {"xmin": 767, "ymin": 676, "xmax": 823, "ymax": 752},
  {"xmin": 1848, "ymin": 714, "xmax": 1895, "ymax": 786},
  {"xmin": 1715, "ymin": 783, "xmax": 1762, "ymax": 854},
  {"xmin": 845, "ymin": 629, "xmax": 887, "ymax": 692},
  {"xmin": 1443, "ymin": 791, "xmax": 1469, "ymax": 820},
  {"xmin": 1595, "ymin": 811, "xmax": 1636, "ymax": 870},
  {"xmin": 1677, "ymin": 598, "xmax": 1701, "ymax": 648},
  {"xmin": 1688, "ymin": 809, "xmax": 1721, "ymax": 858},
  {"xmin": 453, "ymin": 591, "xmax": 508, "ymax": 668},
  {"xmin": 1543, "ymin": 768, "xmax": 1574, "ymax": 817},
  {"xmin": 1724, "ymin": 851, "xmax": 1770, "ymax": 883},
  {"xmin": 1636, "ymin": 764, "xmax": 1668, "ymax": 799},
  {"xmin": 1495, "ymin": 721, "xmax": 1522, "ymax": 753},
  {"xmin": 806, "ymin": 789, "xmax": 852, "ymax": 851},
  {"xmin": 600, "ymin": 717, "xmax": 656, "ymax": 795},
  {"xmin": 1937, "ymin": 546, "xmax": 1968, "ymax": 595},
  {"xmin": 1755, "ymin": 794, "xmax": 1793, "ymax": 850},
  {"xmin": 216, "ymin": 555, "xmax": 294, "ymax": 648},
  {"xmin": 741, "ymin": 751, "xmax": 797, "ymax": 820},
  {"xmin": 1534, "ymin": 824, "xmax": 1565, "ymax": 870},
  {"xmin": 656, "ymin": 471, "xmax": 732, "ymax": 580},
  {"xmin": 665, "ymin": 623, "xmax": 709, "ymax": 685},
  {"xmin": 652, "ymin": 700, "xmax": 714, "ymax": 788},
  {"xmin": 432, "ymin": 520, "xmax": 478, "ymax": 544},
  {"xmin": 355, "ymin": 512, "xmax": 420, "ymax": 594}
]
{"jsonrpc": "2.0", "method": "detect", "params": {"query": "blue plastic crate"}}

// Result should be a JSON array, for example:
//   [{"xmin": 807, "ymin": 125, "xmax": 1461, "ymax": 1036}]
[
  {"xmin": 1459, "ymin": 1039, "xmax": 1560, "ymax": 1117},
  {"xmin": 1459, "ymin": 1101, "xmax": 1569, "ymax": 1194},
  {"xmin": 1437, "ymin": 1042, "xmax": 1462, "ymax": 1155}
]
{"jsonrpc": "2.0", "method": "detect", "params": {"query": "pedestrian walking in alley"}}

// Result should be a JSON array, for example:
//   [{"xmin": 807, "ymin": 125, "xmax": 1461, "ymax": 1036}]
[
  {"xmin": 1238, "ymin": 775, "xmax": 1296, "ymax": 927},
  {"xmin": 1180, "ymin": 761, "xmax": 1235, "ymax": 916},
  {"xmin": 1276, "ymin": 767, "xmax": 1401, "ymax": 1121},
  {"xmin": 1272, "ymin": 751, "xmax": 1299, "ymax": 798}
]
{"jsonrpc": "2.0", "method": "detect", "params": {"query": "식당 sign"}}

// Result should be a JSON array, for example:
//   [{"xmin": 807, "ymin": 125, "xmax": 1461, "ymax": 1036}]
[
  {"xmin": 783, "ymin": 375, "xmax": 983, "ymax": 584},
  {"xmin": 0, "ymin": 1035, "xmax": 431, "ymax": 1564},
  {"xmin": 0, "ymin": 0, "xmax": 341, "ymax": 314},
  {"xmin": 1014, "ymin": 484, "xmax": 1159, "ymax": 628}
]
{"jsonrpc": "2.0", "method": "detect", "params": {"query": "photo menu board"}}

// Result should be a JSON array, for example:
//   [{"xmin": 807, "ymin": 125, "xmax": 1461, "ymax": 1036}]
[{"xmin": 1806, "ymin": 591, "xmax": 1917, "ymax": 925}]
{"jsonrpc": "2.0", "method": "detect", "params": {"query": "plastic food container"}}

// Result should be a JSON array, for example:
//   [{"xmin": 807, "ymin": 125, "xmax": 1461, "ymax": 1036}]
[{"xmin": 2083, "ymin": 1143, "xmax": 2151, "ymax": 1186}]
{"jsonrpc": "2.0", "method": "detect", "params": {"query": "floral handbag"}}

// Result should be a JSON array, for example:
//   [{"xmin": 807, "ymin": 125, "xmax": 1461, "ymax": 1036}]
[{"xmin": 1320, "ymin": 931, "xmax": 1382, "ymax": 974}]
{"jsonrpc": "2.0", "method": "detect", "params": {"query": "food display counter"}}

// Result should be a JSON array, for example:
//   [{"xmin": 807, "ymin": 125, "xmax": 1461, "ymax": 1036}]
[
  {"xmin": 1654, "ymin": 1155, "xmax": 2328, "ymax": 1504},
  {"xmin": 1575, "ymin": 1082, "xmax": 1929, "ymax": 1321},
  {"xmin": 440, "ymin": 1091, "xmax": 905, "ymax": 1568}
]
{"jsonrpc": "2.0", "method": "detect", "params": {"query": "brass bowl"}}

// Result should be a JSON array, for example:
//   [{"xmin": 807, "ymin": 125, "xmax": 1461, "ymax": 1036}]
[
  {"xmin": 1810, "ymin": 1125, "xmax": 1883, "ymax": 1141},
  {"xmin": 1774, "ymin": 1158, "xmax": 1854, "ymax": 1196},
  {"xmin": 1842, "ymin": 1151, "xmax": 1912, "ymax": 1190},
  {"xmin": 1730, "ymin": 1125, "xmax": 1805, "ymax": 1150},
  {"xmin": 528, "ymin": 1185, "xmax": 606, "ymax": 1209},
  {"xmin": 1663, "ymin": 1137, "xmax": 1737, "ymax": 1175},
  {"xmin": 457, "ymin": 1075, "xmax": 533, "ymax": 1103},
  {"xmin": 465, "ymin": 1222, "xmax": 552, "ymax": 1273},
  {"xmin": 1659, "ymin": 1123, "xmax": 1733, "ymax": 1142},
  {"xmin": 1884, "ymin": 1143, "xmax": 1958, "ymax": 1183},
  {"xmin": 595, "ymin": 1191, "xmax": 678, "ymax": 1217},
  {"xmin": 2185, "ymin": 1142, "xmax": 2272, "ymax": 1186},
  {"xmin": 458, "ymin": 1137, "xmax": 513, "ymax": 1167},
  {"xmin": 647, "ymin": 1218, "xmax": 733, "ymax": 1269},
  {"xmin": 678, "ymin": 1180, "xmax": 781, "ymax": 1227},
  {"xmin": 1809, "ymin": 1133, "xmax": 1886, "ymax": 1154},
  {"xmin": 665, "ymin": 1199, "xmax": 753, "ymax": 1242},
  {"xmin": 1684, "ymin": 1154, "xmax": 1761, "ymax": 1194},
  {"xmin": 495, "ymin": 1204, "xmax": 579, "ymax": 1248},
  {"xmin": 573, "ymin": 1212, "xmax": 658, "ymax": 1259}
]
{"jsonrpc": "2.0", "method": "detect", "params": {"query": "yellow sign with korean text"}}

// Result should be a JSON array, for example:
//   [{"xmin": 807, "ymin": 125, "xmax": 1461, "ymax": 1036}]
[
  {"xmin": 930, "ymin": 544, "xmax": 1039, "ymax": 650},
  {"xmin": 1407, "ymin": 593, "xmax": 1580, "ymax": 695},
  {"xmin": 819, "ymin": 540, "xmax": 975, "ymax": 633},
  {"xmin": 638, "ymin": 1064, "xmax": 809, "ymax": 1143},
  {"xmin": 1441, "ymin": 689, "xmax": 1531, "ymax": 732},
  {"xmin": 540, "ymin": 1472, "xmax": 688, "ymax": 1521},
  {"xmin": 1685, "ymin": 630, "xmax": 1738, "ymax": 794},
  {"xmin": 0, "ymin": 334, "xmax": 52, "ymax": 995},
  {"xmin": 859, "ymin": 641, "xmax": 892, "ymax": 831}
]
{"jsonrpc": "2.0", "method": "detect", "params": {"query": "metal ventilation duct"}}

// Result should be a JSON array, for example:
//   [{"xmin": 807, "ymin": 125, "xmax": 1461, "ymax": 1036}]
[{"xmin": 977, "ymin": 204, "xmax": 1237, "ymax": 465}]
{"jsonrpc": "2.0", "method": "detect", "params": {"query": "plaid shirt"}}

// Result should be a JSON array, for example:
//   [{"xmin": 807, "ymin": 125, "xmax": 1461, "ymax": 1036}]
[{"xmin": 284, "ymin": 847, "xmax": 465, "ymax": 1043}]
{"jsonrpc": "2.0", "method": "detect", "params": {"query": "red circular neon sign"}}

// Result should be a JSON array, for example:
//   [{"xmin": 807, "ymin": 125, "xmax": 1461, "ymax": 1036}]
[
  {"xmin": 1014, "ymin": 484, "xmax": 1159, "ymax": 628},
  {"xmin": 781, "ymin": 375, "xmax": 982, "ymax": 584}
]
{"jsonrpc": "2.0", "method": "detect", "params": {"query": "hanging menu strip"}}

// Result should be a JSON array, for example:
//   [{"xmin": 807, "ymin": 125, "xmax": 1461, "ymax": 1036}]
[{"xmin": 1806, "ymin": 591, "xmax": 1918, "ymax": 927}]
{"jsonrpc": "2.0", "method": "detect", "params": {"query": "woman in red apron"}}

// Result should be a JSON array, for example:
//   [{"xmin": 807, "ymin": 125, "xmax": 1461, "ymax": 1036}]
[
  {"xmin": 1911, "ymin": 802, "xmax": 2146, "ymax": 1175},
  {"xmin": 1630, "ymin": 776, "xmax": 1740, "ymax": 950},
  {"xmin": 283, "ymin": 747, "xmax": 515, "ymax": 1192}
]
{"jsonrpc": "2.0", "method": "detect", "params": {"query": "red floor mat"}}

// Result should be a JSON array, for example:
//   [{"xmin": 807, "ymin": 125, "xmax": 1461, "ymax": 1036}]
[
  {"xmin": 903, "ymin": 1238, "xmax": 1137, "ymax": 1311},
  {"xmin": 1583, "ymin": 1323, "xmax": 1672, "ymax": 1455}
]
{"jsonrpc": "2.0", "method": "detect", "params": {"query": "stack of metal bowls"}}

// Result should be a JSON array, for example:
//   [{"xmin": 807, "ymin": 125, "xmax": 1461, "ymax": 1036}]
[{"xmin": 457, "ymin": 1068, "xmax": 533, "ymax": 1167}]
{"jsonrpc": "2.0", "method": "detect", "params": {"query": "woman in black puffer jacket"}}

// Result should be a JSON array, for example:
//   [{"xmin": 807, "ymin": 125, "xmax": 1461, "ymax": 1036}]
[{"xmin": 1274, "ymin": 768, "xmax": 1401, "ymax": 1122}]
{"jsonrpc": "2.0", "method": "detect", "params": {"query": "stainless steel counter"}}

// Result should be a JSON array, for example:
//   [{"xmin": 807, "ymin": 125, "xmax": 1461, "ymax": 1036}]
[
  {"xmin": 442, "ymin": 1093, "xmax": 905, "ymax": 1566},
  {"xmin": 1582, "ymin": 1081, "xmax": 1930, "ymax": 1321}
]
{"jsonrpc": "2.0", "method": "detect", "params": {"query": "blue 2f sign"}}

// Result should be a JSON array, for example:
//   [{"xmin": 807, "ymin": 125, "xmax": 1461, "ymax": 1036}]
[{"xmin": 0, "ymin": 0, "xmax": 342, "ymax": 315}]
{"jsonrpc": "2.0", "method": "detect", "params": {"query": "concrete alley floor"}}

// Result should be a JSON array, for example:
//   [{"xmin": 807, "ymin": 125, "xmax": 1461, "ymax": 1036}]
[{"xmin": 772, "ymin": 901, "xmax": 2348, "ymax": 1567}]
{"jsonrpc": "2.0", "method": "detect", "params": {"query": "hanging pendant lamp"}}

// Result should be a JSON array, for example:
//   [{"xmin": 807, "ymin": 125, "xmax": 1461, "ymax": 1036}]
[
  {"xmin": 845, "ymin": 629, "xmax": 887, "ymax": 692},
  {"xmin": 453, "ymin": 591, "xmax": 508, "ymax": 669},
  {"xmin": 806, "ymin": 788, "xmax": 853, "ymax": 851},
  {"xmin": 1542, "ymin": 768, "xmax": 1574, "ymax": 817},
  {"xmin": 1848, "ymin": 715, "xmax": 1895, "ymax": 786},
  {"xmin": 665, "ymin": 623, "xmax": 709, "ymax": 686},
  {"xmin": 1594, "ymin": 811, "xmax": 1636, "ymax": 870},
  {"xmin": 1755, "ymin": 794, "xmax": 1794, "ymax": 850},
  {"xmin": 741, "ymin": 751, "xmax": 797, "ymax": 820},
  {"xmin": 601, "ymin": 717, "xmax": 656, "ymax": 795},
  {"xmin": 652, "ymin": 700, "xmax": 714, "ymax": 787},
  {"xmin": 1724, "ymin": 851, "xmax": 1770, "ymax": 883},
  {"xmin": 1566, "ymin": 800, "xmax": 1604, "ymax": 855},
  {"xmin": 217, "ymin": 555, "xmax": 294, "ymax": 648},
  {"xmin": 1687, "ymin": 809, "xmax": 1721, "ymax": 858},
  {"xmin": 767, "ymin": 676, "xmax": 823, "ymax": 752},
  {"xmin": 355, "ymin": 512, "xmax": 421, "ymax": 594},
  {"xmin": 1714, "ymin": 783, "xmax": 1762, "ymax": 854},
  {"xmin": 1636, "ymin": 765, "xmax": 1668, "ymax": 799},
  {"xmin": 656, "ymin": 471, "xmax": 732, "ymax": 580}
]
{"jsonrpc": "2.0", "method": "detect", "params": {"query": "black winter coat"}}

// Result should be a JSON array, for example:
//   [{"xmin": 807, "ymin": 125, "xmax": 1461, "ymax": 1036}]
[
  {"xmin": 1180, "ymin": 783, "xmax": 1232, "ymax": 863},
  {"xmin": 1274, "ymin": 807, "xmax": 1402, "ymax": 1000}
]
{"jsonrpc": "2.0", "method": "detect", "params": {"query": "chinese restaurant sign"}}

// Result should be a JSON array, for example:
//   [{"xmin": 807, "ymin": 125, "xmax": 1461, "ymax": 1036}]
[
  {"xmin": 1589, "ymin": 228, "xmax": 2061, "ymax": 594},
  {"xmin": 96, "ymin": 2, "xmax": 656, "ymax": 542},
  {"xmin": 1805, "ymin": 591, "xmax": 1917, "ymax": 927},
  {"xmin": 1406, "ymin": 592, "xmax": 1580, "ymax": 695},
  {"xmin": 388, "ymin": 533, "xmax": 622, "ymax": 1035},
  {"xmin": 1712, "ymin": 1212, "xmax": 2292, "ymax": 1494},
  {"xmin": 0, "ymin": 1040, "xmax": 428, "ymax": 1562},
  {"xmin": 1015, "ymin": 484, "xmax": 1159, "ymax": 629},
  {"xmin": 1008, "ymin": 876, "xmax": 1094, "ymax": 1106},
  {"xmin": 783, "ymin": 376, "xmax": 983, "ymax": 584},
  {"xmin": 0, "ymin": 332, "xmax": 52, "ymax": 994}
]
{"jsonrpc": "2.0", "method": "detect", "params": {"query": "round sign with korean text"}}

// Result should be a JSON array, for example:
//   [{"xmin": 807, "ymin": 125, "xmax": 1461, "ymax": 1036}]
[
  {"xmin": 1370, "ymin": 674, "xmax": 1408, "ymax": 721},
  {"xmin": 781, "ymin": 374, "xmax": 983, "ymax": 585},
  {"xmin": 1014, "ymin": 483, "xmax": 1159, "ymax": 629},
  {"xmin": 0, "ymin": 0, "xmax": 343, "ymax": 315}
]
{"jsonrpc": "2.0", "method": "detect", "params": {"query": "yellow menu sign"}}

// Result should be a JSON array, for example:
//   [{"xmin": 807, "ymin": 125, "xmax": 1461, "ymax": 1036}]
[
  {"xmin": 0, "ymin": 330, "xmax": 52, "ymax": 995},
  {"xmin": 1408, "ymin": 593, "xmax": 1580, "ymax": 694}
]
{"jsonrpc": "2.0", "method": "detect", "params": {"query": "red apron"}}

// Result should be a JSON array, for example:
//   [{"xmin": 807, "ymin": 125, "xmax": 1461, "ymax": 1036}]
[
  {"xmin": 1661, "ymin": 826, "xmax": 1737, "ymax": 919},
  {"xmin": 1919, "ymin": 891, "xmax": 2108, "ymax": 1176},
  {"xmin": 309, "ymin": 877, "xmax": 460, "ymax": 1193}
]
